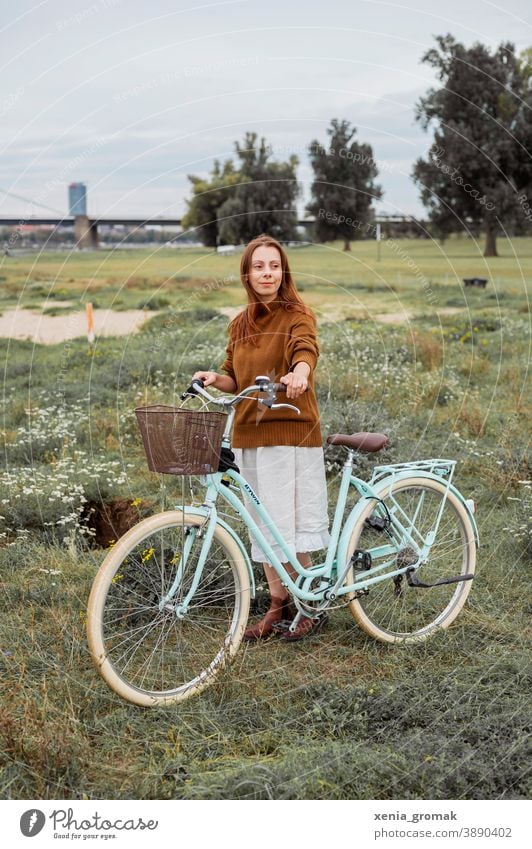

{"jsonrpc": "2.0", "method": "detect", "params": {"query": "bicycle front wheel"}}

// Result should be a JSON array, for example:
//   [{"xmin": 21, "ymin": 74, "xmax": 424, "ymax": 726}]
[
  {"xmin": 346, "ymin": 476, "xmax": 476, "ymax": 643},
  {"xmin": 87, "ymin": 510, "xmax": 251, "ymax": 706}
]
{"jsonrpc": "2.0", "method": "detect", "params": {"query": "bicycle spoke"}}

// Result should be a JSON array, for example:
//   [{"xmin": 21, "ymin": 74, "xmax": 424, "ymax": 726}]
[
  {"xmin": 92, "ymin": 518, "xmax": 247, "ymax": 698},
  {"xmin": 349, "ymin": 480, "xmax": 475, "ymax": 640}
]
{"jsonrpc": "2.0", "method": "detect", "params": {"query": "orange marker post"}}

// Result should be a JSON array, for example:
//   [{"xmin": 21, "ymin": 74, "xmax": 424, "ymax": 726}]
[{"xmin": 86, "ymin": 302, "xmax": 95, "ymax": 345}]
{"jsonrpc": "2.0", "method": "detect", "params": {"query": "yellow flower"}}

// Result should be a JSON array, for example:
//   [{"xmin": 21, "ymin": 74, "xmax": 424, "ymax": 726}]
[{"xmin": 131, "ymin": 498, "xmax": 142, "ymax": 507}]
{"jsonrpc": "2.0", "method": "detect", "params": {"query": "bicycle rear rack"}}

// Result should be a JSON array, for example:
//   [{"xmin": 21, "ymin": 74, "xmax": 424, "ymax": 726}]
[
  {"xmin": 365, "ymin": 459, "xmax": 457, "ymax": 561},
  {"xmin": 370, "ymin": 459, "xmax": 456, "ymax": 486}
]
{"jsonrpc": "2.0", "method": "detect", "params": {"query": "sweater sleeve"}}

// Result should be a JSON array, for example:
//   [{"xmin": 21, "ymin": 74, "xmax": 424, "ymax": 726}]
[
  {"xmin": 286, "ymin": 312, "xmax": 319, "ymax": 373},
  {"xmin": 220, "ymin": 339, "xmax": 236, "ymax": 383}
]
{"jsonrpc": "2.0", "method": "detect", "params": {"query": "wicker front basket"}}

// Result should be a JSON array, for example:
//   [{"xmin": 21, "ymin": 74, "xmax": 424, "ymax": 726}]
[{"xmin": 135, "ymin": 405, "xmax": 227, "ymax": 475}]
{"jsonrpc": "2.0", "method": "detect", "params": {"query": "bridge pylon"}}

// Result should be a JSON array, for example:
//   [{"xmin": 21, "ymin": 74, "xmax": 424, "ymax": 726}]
[{"xmin": 74, "ymin": 215, "xmax": 98, "ymax": 249}]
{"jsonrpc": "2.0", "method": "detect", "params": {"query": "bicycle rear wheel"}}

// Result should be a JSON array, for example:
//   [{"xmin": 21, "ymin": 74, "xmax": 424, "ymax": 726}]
[
  {"xmin": 346, "ymin": 476, "xmax": 476, "ymax": 643},
  {"xmin": 87, "ymin": 510, "xmax": 251, "ymax": 706}
]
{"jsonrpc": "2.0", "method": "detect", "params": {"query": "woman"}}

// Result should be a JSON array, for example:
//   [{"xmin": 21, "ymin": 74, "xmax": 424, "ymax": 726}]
[{"xmin": 193, "ymin": 234, "xmax": 330, "ymax": 641}]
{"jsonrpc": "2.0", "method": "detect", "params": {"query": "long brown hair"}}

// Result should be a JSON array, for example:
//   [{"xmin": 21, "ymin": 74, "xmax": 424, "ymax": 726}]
[{"xmin": 230, "ymin": 234, "xmax": 313, "ymax": 346}]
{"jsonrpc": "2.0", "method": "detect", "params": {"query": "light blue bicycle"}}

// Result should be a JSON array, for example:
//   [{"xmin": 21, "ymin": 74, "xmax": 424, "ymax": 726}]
[{"xmin": 87, "ymin": 377, "xmax": 478, "ymax": 707}]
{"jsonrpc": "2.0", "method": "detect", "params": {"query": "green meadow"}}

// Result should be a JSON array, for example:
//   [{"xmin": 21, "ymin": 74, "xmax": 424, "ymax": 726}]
[{"xmin": 0, "ymin": 237, "xmax": 530, "ymax": 799}]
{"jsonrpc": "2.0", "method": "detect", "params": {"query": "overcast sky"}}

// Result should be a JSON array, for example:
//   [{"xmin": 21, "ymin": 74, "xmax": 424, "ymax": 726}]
[{"xmin": 1, "ymin": 0, "xmax": 531, "ymax": 220}]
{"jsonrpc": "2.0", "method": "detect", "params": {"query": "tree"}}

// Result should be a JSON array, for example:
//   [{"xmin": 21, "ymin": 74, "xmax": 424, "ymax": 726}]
[
  {"xmin": 306, "ymin": 119, "xmax": 382, "ymax": 251},
  {"xmin": 182, "ymin": 159, "xmax": 240, "ymax": 247},
  {"xmin": 412, "ymin": 35, "xmax": 532, "ymax": 257},
  {"xmin": 217, "ymin": 133, "xmax": 300, "ymax": 244}
]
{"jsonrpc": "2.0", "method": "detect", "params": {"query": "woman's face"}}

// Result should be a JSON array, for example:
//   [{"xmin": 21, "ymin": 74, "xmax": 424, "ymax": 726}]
[{"xmin": 248, "ymin": 245, "xmax": 283, "ymax": 303}]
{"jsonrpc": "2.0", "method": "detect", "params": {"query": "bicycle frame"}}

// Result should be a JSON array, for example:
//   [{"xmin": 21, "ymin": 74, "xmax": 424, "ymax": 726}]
[
  {"xmin": 87, "ymin": 376, "xmax": 479, "ymax": 708},
  {"xmin": 164, "ymin": 379, "xmax": 478, "ymax": 615},
  {"xmin": 168, "ymin": 447, "xmax": 473, "ymax": 613}
]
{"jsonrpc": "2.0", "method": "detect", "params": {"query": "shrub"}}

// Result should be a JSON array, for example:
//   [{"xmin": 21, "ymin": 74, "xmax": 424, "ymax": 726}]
[{"xmin": 410, "ymin": 330, "xmax": 443, "ymax": 371}]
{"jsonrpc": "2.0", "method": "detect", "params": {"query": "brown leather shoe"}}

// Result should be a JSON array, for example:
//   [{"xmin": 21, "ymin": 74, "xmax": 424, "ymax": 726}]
[
  {"xmin": 281, "ymin": 613, "xmax": 328, "ymax": 642},
  {"xmin": 243, "ymin": 597, "xmax": 295, "ymax": 641}
]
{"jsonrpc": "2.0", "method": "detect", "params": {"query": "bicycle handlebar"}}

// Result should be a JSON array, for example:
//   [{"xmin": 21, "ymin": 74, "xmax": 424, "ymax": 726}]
[{"xmin": 181, "ymin": 375, "xmax": 303, "ymax": 414}]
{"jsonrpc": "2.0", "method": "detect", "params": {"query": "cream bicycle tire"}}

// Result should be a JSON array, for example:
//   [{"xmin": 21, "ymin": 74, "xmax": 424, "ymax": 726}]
[
  {"xmin": 87, "ymin": 510, "xmax": 251, "ymax": 707},
  {"xmin": 346, "ymin": 476, "xmax": 476, "ymax": 643}
]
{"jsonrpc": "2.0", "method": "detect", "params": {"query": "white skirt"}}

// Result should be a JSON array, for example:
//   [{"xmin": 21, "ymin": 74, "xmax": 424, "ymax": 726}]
[{"xmin": 232, "ymin": 445, "xmax": 330, "ymax": 563}]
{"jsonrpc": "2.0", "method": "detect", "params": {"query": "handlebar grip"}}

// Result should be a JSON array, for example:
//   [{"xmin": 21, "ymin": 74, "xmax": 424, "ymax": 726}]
[
  {"xmin": 271, "ymin": 382, "xmax": 308, "ymax": 393},
  {"xmin": 181, "ymin": 377, "xmax": 205, "ymax": 400}
]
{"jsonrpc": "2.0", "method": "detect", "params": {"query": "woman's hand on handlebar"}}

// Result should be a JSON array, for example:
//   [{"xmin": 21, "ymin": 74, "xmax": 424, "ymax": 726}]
[
  {"xmin": 192, "ymin": 371, "xmax": 237, "ymax": 393},
  {"xmin": 280, "ymin": 365, "xmax": 310, "ymax": 399},
  {"xmin": 192, "ymin": 370, "xmax": 218, "ymax": 388}
]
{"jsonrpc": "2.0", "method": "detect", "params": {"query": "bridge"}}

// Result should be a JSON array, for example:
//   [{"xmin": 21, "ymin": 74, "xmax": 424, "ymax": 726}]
[
  {"xmin": 0, "ymin": 213, "xmax": 424, "ymax": 249},
  {"xmin": 0, "ymin": 215, "xmax": 185, "ymax": 249}
]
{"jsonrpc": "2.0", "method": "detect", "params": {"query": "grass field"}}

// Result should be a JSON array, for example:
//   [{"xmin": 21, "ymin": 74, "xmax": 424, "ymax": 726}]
[{"xmin": 0, "ymin": 237, "xmax": 530, "ymax": 800}]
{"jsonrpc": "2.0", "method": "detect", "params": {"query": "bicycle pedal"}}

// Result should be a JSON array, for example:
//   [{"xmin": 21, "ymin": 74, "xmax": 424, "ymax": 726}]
[
  {"xmin": 271, "ymin": 619, "xmax": 293, "ymax": 632},
  {"xmin": 364, "ymin": 516, "xmax": 389, "ymax": 532},
  {"xmin": 351, "ymin": 549, "xmax": 372, "ymax": 571}
]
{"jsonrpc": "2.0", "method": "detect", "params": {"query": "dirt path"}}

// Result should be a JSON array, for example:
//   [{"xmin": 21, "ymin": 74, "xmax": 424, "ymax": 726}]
[
  {"xmin": 374, "ymin": 306, "xmax": 463, "ymax": 324},
  {"xmin": 219, "ymin": 306, "xmax": 464, "ymax": 325},
  {"xmin": 372, "ymin": 310, "xmax": 412, "ymax": 324},
  {"xmin": 0, "ymin": 307, "xmax": 158, "ymax": 345},
  {"xmin": 0, "ymin": 304, "xmax": 465, "ymax": 344},
  {"xmin": 217, "ymin": 307, "xmax": 240, "ymax": 320}
]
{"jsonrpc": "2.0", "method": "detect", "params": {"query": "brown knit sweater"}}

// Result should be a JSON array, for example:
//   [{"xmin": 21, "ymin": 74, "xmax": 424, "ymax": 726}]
[{"xmin": 220, "ymin": 300, "xmax": 323, "ymax": 448}]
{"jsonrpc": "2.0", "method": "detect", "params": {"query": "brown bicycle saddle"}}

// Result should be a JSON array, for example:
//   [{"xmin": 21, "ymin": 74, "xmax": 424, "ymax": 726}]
[{"xmin": 326, "ymin": 432, "xmax": 390, "ymax": 453}]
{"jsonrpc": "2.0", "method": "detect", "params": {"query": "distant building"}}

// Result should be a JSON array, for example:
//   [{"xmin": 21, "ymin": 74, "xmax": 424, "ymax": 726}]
[{"xmin": 68, "ymin": 182, "xmax": 87, "ymax": 216}]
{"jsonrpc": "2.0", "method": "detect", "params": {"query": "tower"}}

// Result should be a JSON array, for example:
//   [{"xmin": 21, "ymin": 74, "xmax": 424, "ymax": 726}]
[{"xmin": 68, "ymin": 182, "xmax": 87, "ymax": 216}]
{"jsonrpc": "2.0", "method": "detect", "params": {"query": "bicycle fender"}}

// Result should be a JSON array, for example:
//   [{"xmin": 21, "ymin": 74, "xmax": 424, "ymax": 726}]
[
  {"xmin": 434, "ymin": 475, "xmax": 480, "ymax": 548},
  {"xmin": 175, "ymin": 505, "xmax": 256, "ymax": 598},
  {"xmin": 442, "ymin": 480, "xmax": 479, "ymax": 547}
]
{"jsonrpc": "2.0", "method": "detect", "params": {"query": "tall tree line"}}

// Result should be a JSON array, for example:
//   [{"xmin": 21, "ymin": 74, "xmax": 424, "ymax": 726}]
[
  {"xmin": 183, "ymin": 36, "xmax": 532, "ymax": 254},
  {"xmin": 413, "ymin": 36, "xmax": 532, "ymax": 256},
  {"xmin": 182, "ymin": 122, "xmax": 381, "ymax": 250}
]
